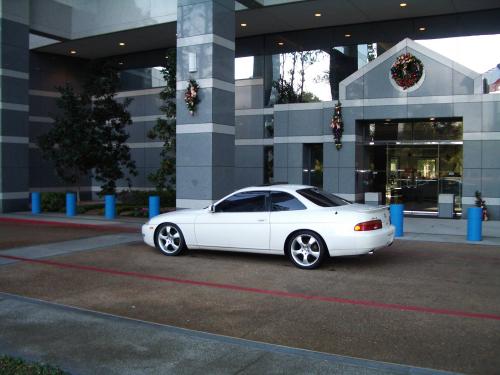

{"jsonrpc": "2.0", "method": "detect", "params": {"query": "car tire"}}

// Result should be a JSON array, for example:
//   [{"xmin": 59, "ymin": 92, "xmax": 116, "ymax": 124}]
[
  {"xmin": 286, "ymin": 230, "xmax": 326, "ymax": 270},
  {"xmin": 154, "ymin": 223, "xmax": 186, "ymax": 256}
]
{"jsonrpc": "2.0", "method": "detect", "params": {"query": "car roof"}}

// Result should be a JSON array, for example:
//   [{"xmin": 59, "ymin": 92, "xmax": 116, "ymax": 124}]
[{"xmin": 236, "ymin": 184, "xmax": 312, "ymax": 193}]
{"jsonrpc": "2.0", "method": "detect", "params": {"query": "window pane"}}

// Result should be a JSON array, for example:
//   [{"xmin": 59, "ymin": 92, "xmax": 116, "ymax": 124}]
[
  {"xmin": 297, "ymin": 188, "xmax": 350, "ymax": 207},
  {"xmin": 271, "ymin": 192, "xmax": 306, "ymax": 211},
  {"xmin": 216, "ymin": 191, "xmax": 268, "ymax": 212}
]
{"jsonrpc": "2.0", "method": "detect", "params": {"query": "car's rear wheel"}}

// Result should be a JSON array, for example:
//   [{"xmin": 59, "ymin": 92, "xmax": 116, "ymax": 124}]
[
  {"xmin": 154, "ymin": 223, "xmax": 186, "ymax": 256},
  {"xmin": 287, "ymin": 230, "xmax": 326, "ymax": 269}
]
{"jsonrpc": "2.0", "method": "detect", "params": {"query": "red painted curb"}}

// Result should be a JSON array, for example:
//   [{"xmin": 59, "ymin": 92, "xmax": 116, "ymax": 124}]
[
  {"xmin": 0, "ymin": 217, "xmax": 138, "ymax": 233},
  {"xmin": 1, "ymin": 253, "xmax": 499, "ymax": 322}
]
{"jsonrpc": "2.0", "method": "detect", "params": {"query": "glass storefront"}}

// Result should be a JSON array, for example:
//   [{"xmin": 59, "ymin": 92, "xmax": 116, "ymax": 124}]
[
  {"xmin": 358, "ymin": 119, "xmax": 463, "ymax": 214},
  {"xmin": 303, "ymin": 144, "xmax": 323, "ymax": 188}
]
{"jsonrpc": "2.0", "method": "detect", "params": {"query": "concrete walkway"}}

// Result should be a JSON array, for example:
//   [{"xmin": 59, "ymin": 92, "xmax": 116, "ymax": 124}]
[
  {"xmin": 2, "ymin": 211, "xmax": 500, "ymax": 245},
  {"xmin": 0, "ymin": 292, "xmax": 458, "ymax": 375}
]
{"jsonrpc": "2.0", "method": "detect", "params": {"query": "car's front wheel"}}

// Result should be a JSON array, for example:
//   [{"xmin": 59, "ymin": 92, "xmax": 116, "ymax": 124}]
[
  {"xmin": 154, "ymin": 223, "xmax": 186, "ymax": 256},
  {"xmin": 287, "ymin": 230, "xmax": 326, "ymax": 269}
]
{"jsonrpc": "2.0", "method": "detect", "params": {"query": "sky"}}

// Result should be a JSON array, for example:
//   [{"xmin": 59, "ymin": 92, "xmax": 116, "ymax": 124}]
[{"xmin": 235, "ymin": 34, "xmax": 500, "ymax": 101}]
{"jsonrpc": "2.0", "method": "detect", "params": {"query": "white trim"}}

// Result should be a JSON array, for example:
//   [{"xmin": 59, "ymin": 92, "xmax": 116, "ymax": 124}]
[
  {"xmin": 464, "ymin": 132, "xmax": 500, "ymax": 141},
  {"xmin": 177, "ymin": 34, "xmax": 235, "ymax": 51},
  {"xmin": 235, "ymin": 78, "xmax": 264, "ymax": 87},
  {"xmin": 29, "ymin": 116, "xmax": 54, "ymax": 123},
  {"xmin": 462, "ymin": 197, "xmax": 500, "ymax": 206},
  {"xmin": 235, "ymin": 139, "xmax": 274, "ymax": 146},
  {"xmin": 342, "ymin": 95, "xmax": 488, "ymax": 108},
  {"xmin": 177, "ymin": 78, "xmax": 234, "ymax": 93},
  {"xmin": 482, "ymin": 94, "xmax": 500, "ymax": 102},
  {"xmin": 177, "ymin": 123, "xmax": 235, "ymax": 135},
  {"xmin": 274, "ymin": 102, "xmax": 324, "ymax": 111},
  {"xmin": 176, "ymin": 198, "xmax": 213, "ymax": 209},
  {"xmin": 115, "ymin": 88, "xmax": 164, "ymax": 98},
  {"xmin": 0, "ymin": 102, "xmax": 28, "ymax": 112},
  {"xmin": 407, "ymin": 96, "xmax": 452, "ymax": 105},
  {"xmin": 0, "ymin": 136, "xmax": 29, "ymax": 144},
  {"xmin": 29, "ymin": 90, "xmax": 60, "ymax": 98},
  {"xmin": 126, "ymin": 142, "xmax": 164, "ymax": 149},
  {"xmin": 131, "ymin": 115, "xmax": 166, "ymax": 123},
  {"xmin": 453, "ymin": 95, "xmax": 482, "ymax": 103},
  {"xmin": 274, "ymin": 134, "xmax": 358, "ymax": 144},
  {"xmin": 0, "ymin": 192, "xmax": 29, "ymax": 200},
  {"xmin": 236, "ymin": 108, "xmax": 274, "ymax": 116},
  {"xmin": 0, "ymin": 69, "xmax": 28, "ymax": 80}
]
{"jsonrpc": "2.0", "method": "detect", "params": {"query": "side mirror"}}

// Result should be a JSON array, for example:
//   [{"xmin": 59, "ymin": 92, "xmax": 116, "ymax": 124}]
[{"xmin": 209, "ymin": 204, "xmax": 215, "ymax": 213}]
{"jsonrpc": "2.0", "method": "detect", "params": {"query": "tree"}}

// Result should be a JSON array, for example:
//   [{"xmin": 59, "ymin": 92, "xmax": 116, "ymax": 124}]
[
  {"xmin": 147, "ymin": 49, "xmax": 176, "ymax": 194},
  {"xmin": 38, "ymin": 85, "xmax": 94, "ymax": 201},
  {"xmin": 38, "ymin": 61, "xmax": 137, "ymax": 198}
]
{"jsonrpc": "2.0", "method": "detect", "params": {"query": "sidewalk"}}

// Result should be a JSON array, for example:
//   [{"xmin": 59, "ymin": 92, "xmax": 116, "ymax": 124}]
[
  {"xmin": 1, "ymin": 211, "xmax": 500, "ymax": 246},
  {"xmin": 0, "ymin": 293, "xmax": 458, "ymax": 375}
]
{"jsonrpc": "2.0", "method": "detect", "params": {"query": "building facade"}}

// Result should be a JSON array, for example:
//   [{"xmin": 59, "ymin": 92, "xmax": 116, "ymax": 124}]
[{"xmin": 0, "ymin": 0, "xmax": 499, "ymax": 219}]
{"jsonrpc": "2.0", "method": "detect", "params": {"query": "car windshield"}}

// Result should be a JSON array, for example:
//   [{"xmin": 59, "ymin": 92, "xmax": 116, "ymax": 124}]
[{"xmin": 297, "ymin": 188, "xmax": 351, "ymax": 207}]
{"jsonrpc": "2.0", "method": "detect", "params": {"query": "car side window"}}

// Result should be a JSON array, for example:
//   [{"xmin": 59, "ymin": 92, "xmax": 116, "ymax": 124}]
[
  {"xmin": 271, "ymin": 191, "xmax": 306, "ymax": 211},
  {"xmin": 215, "ymin": 191, "xmax": 268, "ymax": 212}
]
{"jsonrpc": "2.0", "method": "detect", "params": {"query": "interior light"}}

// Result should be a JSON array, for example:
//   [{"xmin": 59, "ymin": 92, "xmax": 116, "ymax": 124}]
[
  {"xmin": 419, "ymin": 27, "xmax": 426, "ymax": 31},
  {"xmin": 119, "ymin": 42, "xmax": 126, "ymax": 46},
  {"xmin": 345, "ymin": 33, "xmax": 351, "ymax": 38},
  {"xmin": 400, "ymin": 2, "xmax": 407, "ymax": 7},
  {"xmin": 240, "ymin": 23, "xmax": 247, "ymax": 27},
  {"xmin": 70, "ymin": 50, "xmax": 77, "ymax": 54},
  {"xmin": 314, "ymin": 12, "xmax": 322, "ymax": 17},
  {"xmin": 278, "ymin": 42, "xmax": 284, "ymax": 46},
  {"xmin": 118, "ymin": 62, "xmax": 124, "ymax": 65}
]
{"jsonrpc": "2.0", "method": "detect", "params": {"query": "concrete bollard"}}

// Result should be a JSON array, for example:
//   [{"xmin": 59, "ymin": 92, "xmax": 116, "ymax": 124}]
[
  {"xmin": 66, "ymin": 192, "xmax": 76, "ymax": 217},
  {"xmin": 390, "ymin": 203, "xmax": 404, "ymax": 237},
  {"xmin": 105, "ymin": 194, "xmax": 116, "ymax": 220},
  {"xmin": 467, "ymin": 207, "xmax": 482, "ymax": 241},
  {"xmin": 31, "ymin": 192, "xmax": 41, "ymax": 215},
  {"xmin": 149, "ymin": 195, "xmax": 160, "ymax": 218}
]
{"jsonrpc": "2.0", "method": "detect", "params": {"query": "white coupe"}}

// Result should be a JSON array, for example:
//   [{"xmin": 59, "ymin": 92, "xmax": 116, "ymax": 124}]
[{"xmin": 142, "ymin": 185, "xmax": 395, "ymax": 269}]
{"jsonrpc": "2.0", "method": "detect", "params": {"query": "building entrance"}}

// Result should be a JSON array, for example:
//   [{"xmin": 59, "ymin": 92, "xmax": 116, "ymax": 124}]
[{"xmin": 359, "ymin": 118, "xmax": 463, "ymax": 214}]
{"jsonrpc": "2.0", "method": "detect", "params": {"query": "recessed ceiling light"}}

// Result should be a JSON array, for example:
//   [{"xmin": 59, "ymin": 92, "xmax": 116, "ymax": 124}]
[
  {"xmin": 345, "ymin": 33, "xmax": 351, "ymax": 38},
  {"xmin": 278, "ymin": 42, "xmax": 284, "ymax": 46},
  {"xmin": 241, "ymin": 23, "xmax": 247, "ymax": 27},
  {"xmin": 118, "ymin": 62, "xmax": 124, "ymax": 65},
  {"xmin": 419, "ymin": 27, "xmax": 426, "ymax": 31},
  {"xmin": 119, "ymin": 42, "xmax": 126, "ymax": 46},
  {"xmin": 70, "ymin": 50, "xmax": 77, "ymax": 54},
  {"xmin": 400, "ymin": 2, "xmax": 407, "ymax": 7},
  {"xmin": 314, "ymin": 12, "xmax": 322, "ymax": 17}
]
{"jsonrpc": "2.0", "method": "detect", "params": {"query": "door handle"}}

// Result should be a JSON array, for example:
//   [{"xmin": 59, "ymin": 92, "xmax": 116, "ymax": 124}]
[{"xmin": 257, "ymin": 219, "xmax": 266, "ymax": 222}]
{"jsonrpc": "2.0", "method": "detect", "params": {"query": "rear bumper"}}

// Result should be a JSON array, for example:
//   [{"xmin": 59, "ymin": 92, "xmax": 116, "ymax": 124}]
[{"xmin": 328, "ymin": 225, "xmax": 395, "ymax": 256}]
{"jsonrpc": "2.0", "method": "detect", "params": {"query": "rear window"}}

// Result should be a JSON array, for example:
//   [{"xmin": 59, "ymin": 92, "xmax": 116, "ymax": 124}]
[{"xmin": 297, "ymin": 188, "xmax": 351, "ymax": 207}]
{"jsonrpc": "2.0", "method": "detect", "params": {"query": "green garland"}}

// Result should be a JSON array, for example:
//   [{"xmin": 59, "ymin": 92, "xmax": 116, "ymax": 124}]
[
  {"xmin": 330, "ymin": 103, "xmax": 343, "ymax": 150},
  {"xmin": 184, "ymin": 79, "xmax": 200, "ymax": 115}
]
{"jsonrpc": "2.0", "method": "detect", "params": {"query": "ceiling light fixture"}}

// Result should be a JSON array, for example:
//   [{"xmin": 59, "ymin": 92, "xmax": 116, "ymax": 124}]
[
  {"xmin": 278, "ymin": 42, "xmax": 284, "ymax": 46},
  {"xmin": 345, "ymin": 33, "xmax": 351, "ymax": 38},
  {"xmin": 314, "ymin": 12, "xmax": 322, "ymax": 17},
  {"xmin": 400, "ymin": 2, "xmax": 407, "ymax": 7},
  {"xmin": 70, "ymin": 50, "xmax": 77, "ymax": 54},
  {"xmin": 118, "ymin": 62, "xmax": 124, "ymax": 65},
  {"xmin": 419, "ymin": 27, "xmax": 426, "ymax": 31},
  {"xmin": 430, "ymin": 117, "xmax": 435, "ymax": 121},
  {"xmin": 119, "ymin": 42, "xmax": 126, "ymax": 46},
  {"xmin": 241, "ymin": 23, "xmax": 247, "ymax": 27}
]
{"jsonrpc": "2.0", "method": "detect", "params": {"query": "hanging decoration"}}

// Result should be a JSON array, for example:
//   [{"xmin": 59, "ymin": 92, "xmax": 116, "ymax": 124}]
[
  {"xmin": 390, "ymin": 52, "xmax": 424, "ymax": 90},
  {"xmin": 184, "ymin": 79, "xmax": 200, "ymax": 115},
  {"xmin": 330, "ymin": 102, "xmax": 343, "ymax": 150}
]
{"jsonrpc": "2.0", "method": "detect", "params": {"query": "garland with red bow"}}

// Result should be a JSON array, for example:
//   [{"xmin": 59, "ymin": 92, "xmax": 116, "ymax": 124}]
[
  {"xmin": 330, "ymin": 103, "xmax": 343, "ymax": 150},
  {"xmin": 184, "ymin": 79, "xmax": 200, "ymax": 115}
]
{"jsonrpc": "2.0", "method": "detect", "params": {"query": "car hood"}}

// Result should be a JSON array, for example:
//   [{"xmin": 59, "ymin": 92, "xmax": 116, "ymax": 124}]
[{"xmin": 147, "ymin": 208, "xmax": 205, "ymax": 225}]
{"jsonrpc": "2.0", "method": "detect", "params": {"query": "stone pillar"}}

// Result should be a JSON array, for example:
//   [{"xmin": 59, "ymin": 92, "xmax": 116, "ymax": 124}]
[
  {"xmin": 176, "ymin": 0, "xmax": 235, "ymax": 209},
  {"xmin": 0, "ymin": 0, "xmax": 30, "ymax": 212}
]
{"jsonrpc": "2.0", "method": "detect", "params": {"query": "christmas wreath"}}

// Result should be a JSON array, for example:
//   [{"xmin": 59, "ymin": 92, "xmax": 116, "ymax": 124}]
[
  {"xmin": 390, "ymin": 53, "xmax": 424, "ymax": 90},
  {"xmin": 184, "ymin": 79, "xmax": 200, "ymax": 115},
  {"xmin": 330, "ymin": 103, "xmax": 343, "ymax": 150}
]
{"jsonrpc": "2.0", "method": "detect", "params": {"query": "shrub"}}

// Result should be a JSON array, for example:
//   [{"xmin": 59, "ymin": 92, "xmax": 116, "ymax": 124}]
[
  {"xmin": 117, "ymin": 190, "xmax": 175, "ymax": 208},
  {"xmin": 41, "ymin": 192, "xmax": 66, "ymax": 212},
  {"xmin": 0, "ymin": 355, "xmax": 69, "ymax": 375}
]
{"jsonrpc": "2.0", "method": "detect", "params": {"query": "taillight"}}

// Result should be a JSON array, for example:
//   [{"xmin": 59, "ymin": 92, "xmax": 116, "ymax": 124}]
[{"xmin": 354, "ymin": 220, "xmax": 383, "ymax": 231}]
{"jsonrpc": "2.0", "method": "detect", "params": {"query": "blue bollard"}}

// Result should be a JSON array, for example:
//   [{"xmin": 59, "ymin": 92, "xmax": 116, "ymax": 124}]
[
  {"xmin": 66, "ymin": 192, "xmax": 76, "ymax": 217},
  {"xmin": 390, "ymin": 203, "xmax": 404, "ymax": 237},
  {"xmin": 105, "ymin": 194, "xmax": 116, "ymax": 220},
  {"xmin": 467, "ymin": 207, "xmax": 482, "ymax": 241},
  {"xmin": 31, "ymin": 192, "xmax": 41, "ymax": 215},
  {"xmin": 149, "ymin": 195, "xmax": 160, "ymax": 218}
]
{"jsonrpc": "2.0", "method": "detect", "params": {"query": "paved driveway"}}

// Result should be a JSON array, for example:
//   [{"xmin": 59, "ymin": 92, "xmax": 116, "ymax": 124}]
[{"xmin": 0, "ymin": 221, "xmax": 499, "ymax": 374}]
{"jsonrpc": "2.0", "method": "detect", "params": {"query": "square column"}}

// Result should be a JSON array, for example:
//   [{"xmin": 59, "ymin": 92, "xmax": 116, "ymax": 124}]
[
  {"xmin": 0, "ymin": 0, "xmax": 30, "ymax": 212},
  {"xmin": 176, "ymin": 0, "xmax": 235, "ymax": 209}
]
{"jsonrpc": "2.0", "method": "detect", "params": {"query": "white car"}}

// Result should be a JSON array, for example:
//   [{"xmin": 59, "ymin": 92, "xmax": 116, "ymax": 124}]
[{"xmin": 142, "ymin": 185, "xmax": 395, "ymax": 269}]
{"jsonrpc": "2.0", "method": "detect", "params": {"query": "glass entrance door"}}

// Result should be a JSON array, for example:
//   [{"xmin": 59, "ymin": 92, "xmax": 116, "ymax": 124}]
[{"xmin": 303, "ymin": 144, "xmax": 323, "ymax": 188}]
